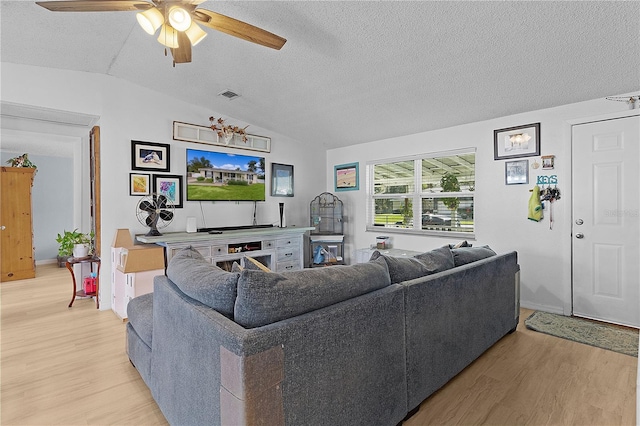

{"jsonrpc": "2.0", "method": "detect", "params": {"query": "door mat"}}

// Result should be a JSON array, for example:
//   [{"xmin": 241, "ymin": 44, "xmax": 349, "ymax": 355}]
[{"xmin": 525, "ymin": 311, "xmax": 638, "ymax": 357}]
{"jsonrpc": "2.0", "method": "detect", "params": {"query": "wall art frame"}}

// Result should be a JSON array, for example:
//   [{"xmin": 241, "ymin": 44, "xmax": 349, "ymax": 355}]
[
  {"xmin": 541, "ymin": 155, "xmax": 555, "ymax": 170},
  {"xmin": 153, "ymin": 174, "xmax": 183, "ymax": 208},
  {"xmin": 271, "ymin": 163, "xmax": 294, "ymax": 197},
  {"xmin": 173, "ymin": 121, "xmax": 271, "ymax": 153},
  {"xmin": 335, "ymin": 162, "xmax": 359, "ymax": 191},
  {"xmin": 505, "ymin": 159, "xmax": 529, "ymax": 185},
  {"xmin": 131, "ymin": 140, "xmax": 171, "ymax": 172},
  {"xmin": 129, "ymin": 173, "xmax": 150, "ymax": 196},
  {"xmin": 494, "ymin": 122, "xmax": 541, "ymax": 160}
]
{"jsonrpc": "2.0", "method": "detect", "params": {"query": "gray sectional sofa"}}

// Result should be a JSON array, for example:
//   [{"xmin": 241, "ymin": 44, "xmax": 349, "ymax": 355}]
[{"xmin": 126, "ymin": 244, "xmax": 520, "ymax": 426}]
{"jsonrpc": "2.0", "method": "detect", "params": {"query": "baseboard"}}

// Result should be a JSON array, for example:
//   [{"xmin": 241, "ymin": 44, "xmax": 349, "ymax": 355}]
[
  {"xmin": 520, "ymin": 301, "xmax": 564, "ymax": 315},
  {"xmin": 36, "ymin": 259, "xmax": 57, "ymax": 266}
]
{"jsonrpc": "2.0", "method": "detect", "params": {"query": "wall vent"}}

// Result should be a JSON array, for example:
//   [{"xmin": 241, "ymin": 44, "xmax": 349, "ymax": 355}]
[{"xmin": 218, "ymin": 90, "xmax": 240, "ymax": 100}]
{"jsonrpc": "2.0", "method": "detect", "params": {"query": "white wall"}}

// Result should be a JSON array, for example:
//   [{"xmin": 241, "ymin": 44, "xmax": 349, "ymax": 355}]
[
  {"xmin": 326, "ymin": 96, "xmax": 636, "ymax": 314},
  {"xmin": 1, "ymin": 62, "xmax": 326, "ymax": 310}
]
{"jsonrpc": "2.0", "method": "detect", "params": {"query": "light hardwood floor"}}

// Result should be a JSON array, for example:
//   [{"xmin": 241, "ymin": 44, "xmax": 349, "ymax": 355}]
[{"xmin": 1, "ymin": 264, "xmax": 637, "ymax": 425}]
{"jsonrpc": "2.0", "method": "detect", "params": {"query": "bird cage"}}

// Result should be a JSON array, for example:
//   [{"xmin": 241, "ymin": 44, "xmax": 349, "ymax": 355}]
[{"xmin": 310, "ymin": 192, "xmax": 343, "ymax": 235}]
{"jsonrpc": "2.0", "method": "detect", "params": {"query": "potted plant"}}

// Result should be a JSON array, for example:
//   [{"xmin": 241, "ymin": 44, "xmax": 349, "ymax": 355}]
[{"xmin": 56, "ymin": 229, "xmax": 94, "ymax": 265}]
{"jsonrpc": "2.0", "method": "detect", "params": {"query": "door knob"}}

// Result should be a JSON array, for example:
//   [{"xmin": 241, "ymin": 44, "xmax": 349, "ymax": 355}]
[
  {"xmin": 575, "ymin": 219, "xmax": 584, "ymax": 225},
  {"xmin": 576, "ymin": 233, "xmax": 584, "ymax": 239},
  {"xmin": 0, "ymin": 226, "xmax": 5, "ymax": 230}
]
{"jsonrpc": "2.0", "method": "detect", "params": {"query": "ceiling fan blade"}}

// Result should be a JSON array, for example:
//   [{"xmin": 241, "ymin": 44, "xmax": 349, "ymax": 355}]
[
  {"xmin": 193, "ymin": 9, "xmax": 286, "ymax": 50},
  {"xmin": 171, "ymin": 32, "xmax": 192, "ymax": 64},
  {"xmin": 36, "ymin": 0, "xmax": 153, "ymax": 12}
]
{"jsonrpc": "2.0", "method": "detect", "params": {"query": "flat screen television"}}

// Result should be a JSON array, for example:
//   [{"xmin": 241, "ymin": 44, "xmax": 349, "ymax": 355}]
[{"xmin": 186, "ymin": 148, "xmax": 266, "ymax": 201}]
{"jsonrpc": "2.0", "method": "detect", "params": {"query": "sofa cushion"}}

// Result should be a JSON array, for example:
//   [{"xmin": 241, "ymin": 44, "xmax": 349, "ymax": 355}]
[
  {"xmin": 451, "ymin": 245, "xmax": 496, "ymax": 266},
  {"xmin": 234, "ymin": 256, "xmax": 391, "ymax": 328},
  {"xmin": 127, "ymin": 292, "xmax": 154, "ymax": 348},
  {"xmin": 230, "ymin": 261, "xmax": 243, "ymax": 273},
  {"xmin": 166, "ymin": 247, "xmax": 239, "ymax": 318},
  {"xmin": 370, "ymin": 246, "xmax": 454, "ymax": 283}
]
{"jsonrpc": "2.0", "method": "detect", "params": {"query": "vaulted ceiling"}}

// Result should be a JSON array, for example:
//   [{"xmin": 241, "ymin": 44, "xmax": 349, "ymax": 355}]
[{"xmin": 1, "ymin": 1, "xmax": 639, "ymax": 149}]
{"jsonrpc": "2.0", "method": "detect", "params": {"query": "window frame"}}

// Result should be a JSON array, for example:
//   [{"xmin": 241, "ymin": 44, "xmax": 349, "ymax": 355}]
[{"xmin": 366, "ymin": 148, "xmax": 476, "ymax": 238}]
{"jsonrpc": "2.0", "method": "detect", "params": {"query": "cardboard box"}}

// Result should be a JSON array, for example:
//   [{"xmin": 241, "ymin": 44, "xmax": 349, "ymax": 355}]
[
  {"xmin": 117, "ymin": 245, "xmax": 165, "ymax": 273},
  {"xmin": 112, "ymin": 228, "xmax": 133, "ymax": 248}
]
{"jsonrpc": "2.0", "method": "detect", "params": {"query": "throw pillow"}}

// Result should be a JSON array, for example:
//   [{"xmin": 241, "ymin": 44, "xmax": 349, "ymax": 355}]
[
  {"xmin": 242, "ymin": 256, "xmax": 271, "ymax": 272},
  {"xmin": 370, "ymin": 246, "xmax": 454, "ymax": 283},
  {"xmin": 231, "ymin": 261, "xmax": 243, "ymax": 273},
  {"xmin": 448, "ymin": 240, "xmax": 472, "ymax": 249},
  {"xmin": 450, "ymin": 245, "xmax": 496, "ymax": 267},
  {"xmin": 166, "ymin": 247, "xmax": 239, "ymax": 318},
  {"xmin": 234, "ymin": 256, "xmax": 391, "ymax": 328}
]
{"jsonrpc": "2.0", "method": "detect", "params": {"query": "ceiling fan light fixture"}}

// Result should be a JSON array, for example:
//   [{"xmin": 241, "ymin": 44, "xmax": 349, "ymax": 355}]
[
  {"xmin": 157, "ymin": 24, "xmax": 180, "ymax": 48},
  {"xmin": 185, "ymin": 22, "xmax": 207, "ymax": 46},
  {"xmin": 168, "ymin": 6, "xmax": 192, "ymax": 32},
  {"xmin": 136, "ymin": 7, "xmax": 164, "ymax": 35}
]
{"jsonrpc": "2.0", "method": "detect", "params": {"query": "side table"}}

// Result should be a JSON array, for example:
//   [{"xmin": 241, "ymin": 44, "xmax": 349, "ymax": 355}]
[{"xmin": 66, "ymin": 255, "xmax": 101, "ymax": 308}]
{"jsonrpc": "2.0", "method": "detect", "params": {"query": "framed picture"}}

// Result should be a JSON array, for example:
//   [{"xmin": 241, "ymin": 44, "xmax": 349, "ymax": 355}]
[
  {"xmin": 335, "ymin": 162, "xmax": 359, "ymax": 191},
  {"xmin": 542, "ymin": 155, "xmax": 555, "ymax": 170},
  {"xmin": 129, "ymin": 173, "xmax": 150, "ymax": 196},
  {"xmin": 131, "ymin": 140, "xmax": 171, "ymax": 172},
  {"xmin": 494, "ymin": 123, "xmax": 540, "ymax": 160},
  {"xmin": 271, "ymin": 163, "xmax": 294, "ymax": 197},
  {"xmin": 153, "ymin": 174, "xmax": 183, "ymax": 208},
  {"xmin": 505, "ymin": 160, "xmax": 529, "ymax": 185}
]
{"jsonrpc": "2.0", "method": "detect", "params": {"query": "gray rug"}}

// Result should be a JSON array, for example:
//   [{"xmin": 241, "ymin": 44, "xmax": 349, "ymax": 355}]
[{"xmin": 525, "ymin": 311, "xmax": 638, "ymax": 357}]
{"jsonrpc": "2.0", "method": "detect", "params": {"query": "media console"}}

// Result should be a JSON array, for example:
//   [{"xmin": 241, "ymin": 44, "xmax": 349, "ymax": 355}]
[{"xmin": 136, "ymin": 226, "xmax": 315, "ymax": 272}]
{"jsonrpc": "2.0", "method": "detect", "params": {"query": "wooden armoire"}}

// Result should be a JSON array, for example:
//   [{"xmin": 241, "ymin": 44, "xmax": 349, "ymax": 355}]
[{"xmin": 1, "ymin": 167, "xmax": 36, "ymax": 282}]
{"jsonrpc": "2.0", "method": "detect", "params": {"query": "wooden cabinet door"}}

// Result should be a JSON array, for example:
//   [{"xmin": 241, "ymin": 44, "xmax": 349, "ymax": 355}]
[{"xmin": 1, "ymin": 167, "xmax": 36, "ymax": 282}]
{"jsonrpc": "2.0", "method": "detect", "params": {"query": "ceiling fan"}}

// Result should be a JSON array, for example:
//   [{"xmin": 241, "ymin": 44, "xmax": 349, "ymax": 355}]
[{"xmin": 35, "ymin": 0, "xmax": 287, "ymax": 65}]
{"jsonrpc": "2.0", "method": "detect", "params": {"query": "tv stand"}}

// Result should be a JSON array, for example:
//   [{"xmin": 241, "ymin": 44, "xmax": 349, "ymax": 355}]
[{"xmin": 137, "ymin": 226, "xmax": 315, "ymax": 272}]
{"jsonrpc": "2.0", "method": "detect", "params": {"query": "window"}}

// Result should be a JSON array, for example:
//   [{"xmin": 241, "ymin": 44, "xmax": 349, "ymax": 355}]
[{"xmin": 367, "ymin": 149, "xmax": 475, "ymax": 237}]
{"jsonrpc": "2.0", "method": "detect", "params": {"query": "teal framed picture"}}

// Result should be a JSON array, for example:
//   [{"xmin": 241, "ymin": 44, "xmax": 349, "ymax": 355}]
[{"xmin": 334, "ymin": 162, "xmax": 359, "ymax": 191}]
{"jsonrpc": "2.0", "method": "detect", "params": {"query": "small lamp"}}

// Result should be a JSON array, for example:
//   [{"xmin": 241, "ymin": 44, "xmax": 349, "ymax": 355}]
[
  {"xmin": 136, "ymin": 7, "xmax": 164, "ymax": 35},
  {"xmin": 157, "ymin": 24, "xmax": 180, "ymax": 48},
  {"xmin": 168, "ymin": 6, "xmax": 192, "ymax": 32},
  {"xmin": 185, "ymin": 21, "xmax": 207, "ymax": 46}
]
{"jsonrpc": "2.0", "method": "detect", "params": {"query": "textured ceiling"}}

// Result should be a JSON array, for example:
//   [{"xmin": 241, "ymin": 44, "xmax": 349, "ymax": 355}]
[{"xmin": 1, "ymin": 1, "xmax": 639, "ymax": 149}]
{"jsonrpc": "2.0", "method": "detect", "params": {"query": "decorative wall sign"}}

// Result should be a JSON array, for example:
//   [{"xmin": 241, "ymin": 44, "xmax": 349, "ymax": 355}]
[
  {"xmin": 505, "ymin": 159, "xmax": 529, "ymax": 185},
  {"xmin": 153, "ymin": 174, "xmax": 183, "ymax": 208},
  {"xmin": 129, "ymin": 173, "xmax": 150, "ymax": 196},
  {"xmin": 173, "ymin": 121, "xmax": 271, "ymax": 153},
  {"xmin": 536, "ymin": 175, "xmax": 558, "ymax": 185},
  {"xmin": 131, "ymin": 140, "xmax": 171, "ymax": 172},
  {"xmin": 335, "ymin": 162, "xmax": 359, "ymax": 191},
  {"xmin": 271, "ymin": 163, "xmax": 294, "ymax": 197},
  {"xmin": 494, "ymin": 123, "xmax": 541, "ymax": 160}
]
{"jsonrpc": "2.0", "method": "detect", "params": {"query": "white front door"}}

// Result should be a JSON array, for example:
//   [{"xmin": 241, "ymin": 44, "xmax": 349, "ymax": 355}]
[{"xmin": 572, "ymin": 114, "xmax": 640, "ymax": 328}]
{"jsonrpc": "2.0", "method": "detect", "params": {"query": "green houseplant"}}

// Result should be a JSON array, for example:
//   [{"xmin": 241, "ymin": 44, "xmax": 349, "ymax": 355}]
[{"xmin": 56, "ymin": 229, "xmax": 94, "ymax": 265}]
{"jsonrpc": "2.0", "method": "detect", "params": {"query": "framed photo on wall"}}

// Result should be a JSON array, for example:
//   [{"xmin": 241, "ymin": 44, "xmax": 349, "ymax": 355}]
[
  {"xmin": 153, "ymin": 174, "xmax": 183, "ymax": 208},
  {"xmin": 129, "ymin": 173, "xmax": 150, "ymax": 196},
  {"xmin": 494, "ymin": 123, "xmax": 540, "ymax": 160},
  {"xmin": 505, "ymin": 160, "xmax": 529, "ymax": 185},
  {"xmin": 542, "ymin": 155, "xmax": 555, "ymax": 170},
  {"xmin": 334, "ymin": 162, "xmax": 359, "ymax": 191},
  {"xmin": 271, "ymin": 163, "xmax": 294, "ymax": 197},
  {"xmin": 131, "ymin": 140, "xmax": 171, "ymax": 172}
]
